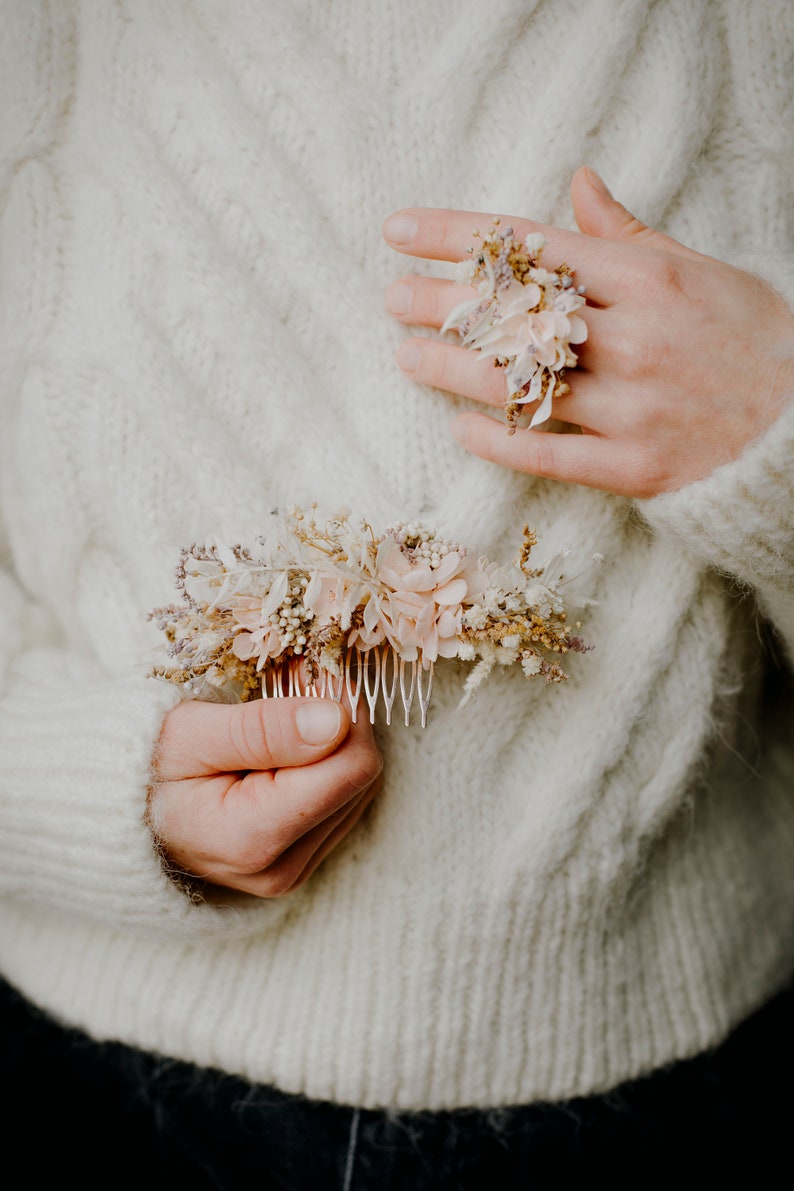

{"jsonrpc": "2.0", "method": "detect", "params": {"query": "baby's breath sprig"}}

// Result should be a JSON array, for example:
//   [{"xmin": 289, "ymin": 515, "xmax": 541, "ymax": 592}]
[
  {"xmin": 147, "ymin": 507, "xmax": 599, "ymax": 725},
  {"xmin": 442, "ymin": 222, "xmax": 588, "ymax": 432}
]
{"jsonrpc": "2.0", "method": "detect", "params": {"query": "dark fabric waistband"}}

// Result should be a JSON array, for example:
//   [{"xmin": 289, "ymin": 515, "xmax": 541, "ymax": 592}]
[{"xmin": 2, "ymin": 975, "xmax": 791, "ymax": 1188}]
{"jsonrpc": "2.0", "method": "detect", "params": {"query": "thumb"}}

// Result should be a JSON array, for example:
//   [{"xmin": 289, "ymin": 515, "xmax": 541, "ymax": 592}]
[
  {"xmin": 154, "ymin": 696, "xmax": 351, "ymax": 780},
  {"xmin": 571, "ymin": 166, "xmax": 697, "ymax": 257}
]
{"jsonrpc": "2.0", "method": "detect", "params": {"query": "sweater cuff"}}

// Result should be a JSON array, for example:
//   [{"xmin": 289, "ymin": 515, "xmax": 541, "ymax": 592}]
[
  {"xmin": 638, "ymin": 248, "xmax": 794, "ymax": 591},
  {"xmin": 637, "ymin": 395, "xmax": 794, "ymax": 588},
  {"xmin": 0, "ymin": 662, "xmax": 283, "ymax": 936}
]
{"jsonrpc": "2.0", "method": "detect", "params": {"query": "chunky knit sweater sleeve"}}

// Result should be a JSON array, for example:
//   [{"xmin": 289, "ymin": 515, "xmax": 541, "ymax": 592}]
[
  {"xmin": 633, "ymin": 0, "xmax": 794, "ymax": 656},
  {"xmin": 641, "ymin": 382, "xmax": 794, "ymax": 655},
  {"xmin": 0, "ymin": 2, "xmax": 280, "ymax": 937},
  {"xmin": 641, "ymin": 251, "xmax": 794, "ymax": 649}
]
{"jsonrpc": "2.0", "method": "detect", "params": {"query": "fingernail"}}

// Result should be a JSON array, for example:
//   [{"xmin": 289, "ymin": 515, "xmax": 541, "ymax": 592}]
[
  {"xmin": 451, "ymin": 417, "xmax": 469, "ymax": 445},
  {"xmin": 296, "ymin": 701, "xmax": 343, "ymax": 745},
  {"xmin": 383, "ymin": 213, "xmax": 418, "ymax": 246},
  {"xmin": 385, "ymin": 282, "xmax": 412, "ymax": 315},
  {"xmin": 397, "ymin": 341, "xmax": 421, "ymax": 372},
  {"xmin": 586, "ymin": 168, "xmax": 613, "ymax": 199}
]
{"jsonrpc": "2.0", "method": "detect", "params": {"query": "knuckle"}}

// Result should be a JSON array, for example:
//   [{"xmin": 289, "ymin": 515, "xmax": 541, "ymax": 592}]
[
  {"xmin": 266, "ymin": 862, "xmax": 303, "ymax": 897},
  {"xmin": 431, "ymin": 343, "xmax": 453, "ymax": 390},
  {"xmin": 256, "ymin": 871, "xmax": 295, "ymax": 898},
  {"xmin": 227, "ymin": 830, "xmax": 281, "ymax": 877},
  {"xmin": 480, "ymin": 358, "xmax": 508, "ymax": 404},
  {"xmin": 258, "ymin": 850, "xmax": 313, "ymax": 898},
  {"xmin": 656, "ymin": 257, "xmax": 685, "ymax": 295},
  {"xmin": 437, "ymin": 215, "xmax": 454, "ymax": 256},
  {"xmin": 222, "ymin": 781, "xmax": 285, "ymax": 872},
  {"xmin": 429, "ymin": 284, "xmax": 448, "ymax": 326},
  {"xmin": 621, "ymin": 216, "xmax": 653, "ymax": 243},
  {"xmin": 225, "ymin": 708, "xmax": 260, "ymax": 770},
  {"xmin": 613, "ymin": 332, "xmax": 666, "ymax": 381},
  {"xmin": 526, "ymin": 432, "xmax": 557, "ymax": 477},
  {"xmin": 357, "ymin": 745, "xmax": 384, "ymax": 789},
  {"xmin": 630, "ymin": 443, "xmax": 674, "ymax": 497},
  {"xmin": 610, "ymin": 331, "xmax": 634, "ymax": 374},
  {"xmin": 340, "ymin": 745, "xmax": 383, "ymax": 798},
  {"xmin": 642, "ymin": 256, "xmax": 686, "ymax": 303},
  {"xmin": 227, "ymin": 704, "xmax": 282, "ymax": 771}
]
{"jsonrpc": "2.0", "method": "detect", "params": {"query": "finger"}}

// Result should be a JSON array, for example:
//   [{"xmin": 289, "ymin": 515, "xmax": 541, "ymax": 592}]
[
  {"xmin": 559, "ymin": 303, "xmax": 610, "ymax": 371},
  {"xmin": 394, "ymin": 311, "xmax": 612, "ymax": 409},
  {"xmin": 253, "ymin": 775, "xmax": 382, "ymax": 898},
  {"xmin": 154, "ymin": 696, "xmax": 351, "ymax": 781},
  {"xmin": 380, "ymin": 206, "xmax": 690, "ymax": 309},
  {"xmin": 292, "ymin": 776, "xmax": 379, "ymax": 883},
  {"xmin": 382, "ymin": 207, "xmax": 573, "ymax": 263},
  {"xmin": 266, "ymin": 710, "xmax": 382, "ymax": 841},
  {"xmin": 150, "ymin": 713, "xmax": 383, "ymax": 882},
  {"xmin": 153, "ymin": 778, "xmax": 376, "ymax": 898},
  {"xmin": 396, "ymin": 337, "xmax": 508, "ymax": 405},
  {"xmin": 150, "ymin": 672, "xmax": 384, "ymax": 892},
  {"xmin": 450, "ymin": 410, "xmax": 652, "ymax": 495},
  {"xmin": 382, "ymin": 207, "xmax": 631, "ymax": 305},
  {"xmin": 550, "ymin": 371, "xmax": 644, "ymax": 436},
  {"xmin": 570, "ymin": 166, "xmax": 706, "ymax": 261},
  {"xmin": 385, "ymin": 275, "xmax": 477, "ymax": 328},
  {"xmin": 548, "ymin": 370, "xmax": 611, "ymax": 432}
]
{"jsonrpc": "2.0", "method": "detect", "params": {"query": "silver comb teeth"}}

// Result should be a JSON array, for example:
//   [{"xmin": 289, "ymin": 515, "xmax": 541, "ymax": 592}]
[{"xmin": 261, "ymin": 646, "xmax": 435, "ymax": 727}]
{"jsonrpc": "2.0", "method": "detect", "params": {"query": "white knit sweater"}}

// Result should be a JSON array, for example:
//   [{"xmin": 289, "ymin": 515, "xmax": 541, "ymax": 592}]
[{"xmin": 1, "ymin": 0, "xmax": 793, "ymax": 1111}]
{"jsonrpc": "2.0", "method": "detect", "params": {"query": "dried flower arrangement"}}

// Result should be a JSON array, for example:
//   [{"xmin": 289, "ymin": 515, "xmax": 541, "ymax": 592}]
[
  {"xmin": 148, "ymin": 507, "xmax": 598, "ymax": 726},
  {"xmin": 441, "ymin": 223, "xmax": 588, "ymax": 432}
]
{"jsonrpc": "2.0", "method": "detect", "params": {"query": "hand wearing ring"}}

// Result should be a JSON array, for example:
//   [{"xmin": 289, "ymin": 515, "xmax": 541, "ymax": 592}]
[
  {"xmin": 382, "ymin": 166, "xmax": 794, "ymax": 500},
  {"xmin": 439, "ymin": 224, "xmax": 588, "ymax": 434}
]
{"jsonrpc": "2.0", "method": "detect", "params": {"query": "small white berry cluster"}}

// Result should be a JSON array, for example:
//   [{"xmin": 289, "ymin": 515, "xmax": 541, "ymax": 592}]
[
  {"xmin": 388, "ymin": 521, "xmax": 465, "ymax": 569},
  {"xmin": 268, "ymin": 574, "xmax": 313, "ymax": 654}
]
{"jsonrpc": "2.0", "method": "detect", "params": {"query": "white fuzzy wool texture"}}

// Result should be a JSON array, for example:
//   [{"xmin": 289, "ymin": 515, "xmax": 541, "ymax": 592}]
[{"xmin": 1, "ymin": 0, "xmax": 793, "ymax": 1110}]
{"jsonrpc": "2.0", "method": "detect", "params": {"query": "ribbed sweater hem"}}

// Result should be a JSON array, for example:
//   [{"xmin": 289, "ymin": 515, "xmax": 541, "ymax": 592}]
[{"xmin": 4, "ymin": 776, "xmax": 793, "ymax": 1111}]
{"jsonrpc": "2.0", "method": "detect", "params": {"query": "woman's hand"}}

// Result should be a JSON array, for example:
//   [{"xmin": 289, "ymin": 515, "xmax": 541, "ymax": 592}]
[
  {"xmin": 149, "ymin": 696, "xmax": 383, "ymax": 898},
  {"xmin": 383, "ymin": 167, "xmax": 794, "ymax": 499}
]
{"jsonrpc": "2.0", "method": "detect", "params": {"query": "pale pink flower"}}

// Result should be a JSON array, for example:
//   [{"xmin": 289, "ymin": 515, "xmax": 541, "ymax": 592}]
[
  {"xmin": 441, "ymin": 228, "xmax": 588, "ymax": 429},
  {"xmin": 232, "ymin": 625, "xmax": 284, "ymax": 669},
  {"xmin": 374, "ymin": 539, "xmax": 471, "ymax": 662},
  {"xmin": 227, "ymin": 598, "xmax": 283, "ymax": 669}
]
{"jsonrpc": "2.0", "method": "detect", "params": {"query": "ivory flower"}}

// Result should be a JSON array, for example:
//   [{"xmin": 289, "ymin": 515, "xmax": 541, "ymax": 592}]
[{"xmin": 441, "ymin": 224, "xmax": 587, "ymax": 431}]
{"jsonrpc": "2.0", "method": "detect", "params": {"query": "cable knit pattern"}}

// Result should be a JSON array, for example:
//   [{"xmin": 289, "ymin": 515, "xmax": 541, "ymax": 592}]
[{"xmin": 1, "ymin": 0, "xmax": 793, "ymax": 1109}]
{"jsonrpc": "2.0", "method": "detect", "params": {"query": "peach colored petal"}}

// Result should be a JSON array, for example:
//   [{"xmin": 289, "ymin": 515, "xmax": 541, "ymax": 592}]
[
  {"xmin": 390, "ymin": 591, "xmax": 427, "ymax": 616},
  {"xmin": 434, "ymin": 577, "xmax": 467, "ymax": 605},
  {"xmin": 567, "ymin": 315, "xmax": 588, "ymax": 344},
  {"xmin": 437, "ymin": 636, "xmax": 460, "ymax": 658},
  {"xmin": 437, "ymin": 608, "xmax": 461, "ymax": 636},
  {"xmin": 433, "ymin": 553, "xmax": 465, "ymax": 585},
  {"xmin": 232, "ymin": 632, "xmax": 257, "ymax": 660},
  {"xmin": 420, "ymin": 625, "xmax": 439, "ymax": 662},
  {"xmin": 414, "ymin": 600, "xmax": 436, "ymax": 637}
]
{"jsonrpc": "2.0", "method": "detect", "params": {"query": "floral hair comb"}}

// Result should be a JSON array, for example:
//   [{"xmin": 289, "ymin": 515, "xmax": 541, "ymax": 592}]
[
  {"xmin": 148, "ymin": 507, "xmax": 599, "ymax": 727},
  {"xmin": 441, "ymin": 223, "xmax": 587, "ymax": 431}
]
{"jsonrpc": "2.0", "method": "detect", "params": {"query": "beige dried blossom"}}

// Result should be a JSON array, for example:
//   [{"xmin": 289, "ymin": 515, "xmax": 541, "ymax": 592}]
[{"xmin": 441, "ymin": 224, "xmax": 588, "ymax": 432}]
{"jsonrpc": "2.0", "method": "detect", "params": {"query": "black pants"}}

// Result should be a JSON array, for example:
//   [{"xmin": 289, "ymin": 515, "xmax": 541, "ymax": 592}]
[{"xmin": 2, "ymin": 974, "xmax": 791, "ymax": 1189}]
